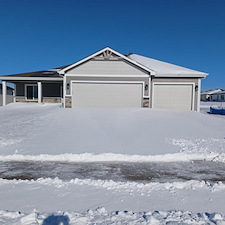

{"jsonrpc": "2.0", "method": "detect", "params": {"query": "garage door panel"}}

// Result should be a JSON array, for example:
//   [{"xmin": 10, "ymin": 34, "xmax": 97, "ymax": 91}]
[
  {"xmin": 153, "ymin": 84, "xmax": 193, "ymax": 111},
  {"xmin": 72, "ymin": 83, "xmax": 143, "ymax": 108}
]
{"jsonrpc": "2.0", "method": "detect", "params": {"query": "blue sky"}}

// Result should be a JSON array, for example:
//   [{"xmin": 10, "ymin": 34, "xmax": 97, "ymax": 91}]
[{"xmin": 0, "ymin": 0, "xmax": 224, "ymax": 91}]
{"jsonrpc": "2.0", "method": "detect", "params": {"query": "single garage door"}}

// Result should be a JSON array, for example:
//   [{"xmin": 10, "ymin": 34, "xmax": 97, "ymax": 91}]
[
  {"xmin": 153, "ymin": 84, "xmax": 194, "ymax": 110},
  {"xmin": 72, "ymin": 82, "xmax": 143, "ymax": 108}
]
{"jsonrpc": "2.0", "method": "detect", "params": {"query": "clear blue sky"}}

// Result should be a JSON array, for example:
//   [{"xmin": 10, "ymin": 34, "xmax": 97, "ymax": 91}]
[{"xmin": 0, "ymin": 0, "xmax": 224, "ymax": 91}]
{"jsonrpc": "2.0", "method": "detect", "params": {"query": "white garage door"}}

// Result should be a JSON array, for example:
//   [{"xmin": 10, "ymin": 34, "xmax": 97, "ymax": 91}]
[
  {"xmin": 153, "ymin": 84, "xmax": 194, "ymax": 110},
  {"xmin": 72, "ymin": 82, "xmax": 143, "ymax": 108}
]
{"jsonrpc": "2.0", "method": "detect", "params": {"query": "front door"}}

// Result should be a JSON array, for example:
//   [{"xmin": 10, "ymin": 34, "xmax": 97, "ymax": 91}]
[{"xmin": 26, "ymin": 85, "xmax": 38, "ymax": 101}]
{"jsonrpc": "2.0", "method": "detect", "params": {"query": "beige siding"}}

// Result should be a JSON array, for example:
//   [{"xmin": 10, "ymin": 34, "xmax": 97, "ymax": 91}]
[
  {"xmin": 67, "ymin": 59, "xmax": 148, "ymax": 75},
  {"xmin": 151, "ymin": 78, "xmax": 198, "ymax": 111}
]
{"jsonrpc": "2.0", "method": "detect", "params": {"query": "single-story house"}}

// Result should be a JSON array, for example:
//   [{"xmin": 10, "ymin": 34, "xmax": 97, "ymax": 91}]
[
  {"xmin": 0, "ymin": 47, "xmax": 208, "ymax": 111},
  {"xmin": 210, "ymin": 90, "xmax": 225, "ymax": 102},
  {"xmin": 201, "ymin": 89, "xmax": 223, "ymax": 101},
  {"xmin": 0, "ymin": 84, "xmax": 14, "ymax": 106}
]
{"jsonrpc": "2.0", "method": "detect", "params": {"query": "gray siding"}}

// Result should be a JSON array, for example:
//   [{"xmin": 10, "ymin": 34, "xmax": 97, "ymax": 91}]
[
  {"xmin": 0, "ymin": 87, "xmax": 14, "ymax": 106},
  {"xmin": 151, "ymin": 77, "xmax": 199, "ymax": 111},
  {"xmin": 42, "ymin": 83, "xmax": 62, "ymax": 97},
  {"xmin": 15, "ymin": 82, "xmax": 62, "ymax": 98},
  {"xmin": 15, "ymin": 83, "xmax": 25, "ymax": 96},
  {"xmin": 0, "ymin": 95, "xmax": 13, "ymax": 106},
  {"xmin": 67, "ymin": 59, "xmax": 149, "ymax": 75}
]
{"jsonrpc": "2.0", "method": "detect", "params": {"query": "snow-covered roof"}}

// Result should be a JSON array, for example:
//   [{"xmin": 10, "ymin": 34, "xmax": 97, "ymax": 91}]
[
  {"xmin": 201, "ymin": 89, "xmax": 223, "ymax": 95},
  {"xmin": 211, "ymin": 90, "xmax": 225, "ymax": 95},
  {"xmin": 127, "ymin": 54, "xmax": 208, "ymax": 78}
]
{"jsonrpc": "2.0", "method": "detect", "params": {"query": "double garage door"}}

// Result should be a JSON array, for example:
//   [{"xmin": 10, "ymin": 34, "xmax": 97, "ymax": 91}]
[
  {"xmin": 71, "ymin": 82, "xmax": 194, "ymax": 110},
  {"xmin": 153, "ymin": 83, "xmax": 194, "ymax": 111},
  {"xmin": 72, "ymin": 82, "xmax": 143, "ymax": 108}
]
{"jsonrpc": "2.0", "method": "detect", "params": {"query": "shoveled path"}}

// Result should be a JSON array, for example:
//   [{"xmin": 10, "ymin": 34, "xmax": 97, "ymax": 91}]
[{"xmin": 1, "ymin": 160, "xmax": 225, "ymax": 183}]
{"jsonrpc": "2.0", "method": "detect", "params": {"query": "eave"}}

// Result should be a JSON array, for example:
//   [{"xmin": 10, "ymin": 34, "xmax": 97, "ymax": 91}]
[{"xmin": 0, "ymin": 76, "xmax": 63, "ymax": 81}]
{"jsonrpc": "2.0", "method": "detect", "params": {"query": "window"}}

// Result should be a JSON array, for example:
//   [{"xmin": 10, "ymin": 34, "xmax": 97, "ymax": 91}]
[
  {"xmin": 221, "ymin": 95, "xmax": 224, "ymax": 101},
  {"xmin": 26, "ymin": 85, "xmax": 38, "ymax": 101}
]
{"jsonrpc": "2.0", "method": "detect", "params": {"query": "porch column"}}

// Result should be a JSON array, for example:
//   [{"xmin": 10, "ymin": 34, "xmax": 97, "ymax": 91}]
[
  {"xmin": 2, "ymin": 81, "xmax": 6, "ymax": 106},
  {"xmin": 38, "ymin": 82, "xmax": 42, "ymax": 103},
  {"xmin": 197, "ymin": 78, "xmax": 201, "ymax": 112}
]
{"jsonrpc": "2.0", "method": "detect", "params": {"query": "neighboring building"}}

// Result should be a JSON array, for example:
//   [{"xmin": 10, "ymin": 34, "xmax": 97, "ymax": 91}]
[
  {"xmin": 0, "ymin": 84, "xmax": 13, "ymax": 106},
  {"xmin": 210, "ymin": 90, "xmax": 225, "ymax": 102},
  {"xmin": 0, "ymin": 47, "xmax": 208, "ymax": 111},
  {"xmin": 201, "ymin": 89, "xmax": 223, "ymax": 101}
]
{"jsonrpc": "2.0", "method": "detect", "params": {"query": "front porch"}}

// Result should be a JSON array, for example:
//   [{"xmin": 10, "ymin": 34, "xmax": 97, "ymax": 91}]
[
  {"xmin": 1, "ymin": 80, "xmax": 63, "ymax": 106},
  {"xmin": 0, "ymin": 68, "xmax": 64, "ymax": 106}
]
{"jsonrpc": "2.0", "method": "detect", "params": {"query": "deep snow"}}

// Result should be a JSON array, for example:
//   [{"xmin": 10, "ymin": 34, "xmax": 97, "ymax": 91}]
[
  {"xmin": 0, "ymin": 103, "xmax": 224, "ymax": 156},
  {"xmin": 0, "ymin": 103, "xmax": 225, "ymax": 224}
]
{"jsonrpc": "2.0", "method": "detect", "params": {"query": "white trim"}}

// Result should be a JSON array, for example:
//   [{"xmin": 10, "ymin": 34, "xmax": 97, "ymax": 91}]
[
  {"xmin": 2, "ymin": 81, "xmax": 6, "ymax": 106},
  {"xmin": 59, "ymin": 47, "xmax": 154, "ymax": 75},
  {"xmin": 63, "ymin": 75, "xmax": 66, "ymax": 108},
  {"xmin": 13, "ymin": 84, "xmax": 16, "ymax": 103},
  {"xmin": 0, "ymin": 77, "xmax": 63, "ymax": 81},
  {"xmin": 65, "ymin": 74, "xmax": 150, "ymax": 78},
  {"xmin": 148, "ymin": 76, "xmax": 151, "ymax": 108},
  {"xmin": 197, "ymin": 79, "xmax": 201, "ymax": 112},
  {"xmin": 68, "ymin": 80, "xmax": 149, "ymax": 98},
  {"xmin": 25, "ymin": 84, "xmax": 38, "ymax": 102},
  {"xmin": 152, "ymin": 82, "xmax": 195, "ymax": 111},
  {"xmin": 153, "ymin": 74, "xmax": 208, "ymax": 78},
  {"xmin": 38, "ymin": 82, "xmax": 42, "ymax": 104}
]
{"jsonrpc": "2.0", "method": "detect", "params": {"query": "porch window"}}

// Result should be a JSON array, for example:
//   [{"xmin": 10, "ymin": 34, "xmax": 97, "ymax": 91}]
[{"xmin": 26, "ymin": 85, "xmax": 38, "ymax": 101}]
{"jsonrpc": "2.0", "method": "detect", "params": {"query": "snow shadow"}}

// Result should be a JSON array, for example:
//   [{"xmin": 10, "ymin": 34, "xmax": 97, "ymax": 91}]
[{"xmin": 42, "ymin": 214, "xmax": 69, "ymax": 225}]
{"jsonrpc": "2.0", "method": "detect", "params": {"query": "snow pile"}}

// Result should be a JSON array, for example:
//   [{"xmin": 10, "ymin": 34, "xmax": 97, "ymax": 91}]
[
  {"xmin": 1, "ymin": 208, "xmax": 225, "ymax": 225},
  {"xmin": 0, "ymin": 151, "xmax": 224, "ymax": 163},
  {"xmin": 2, "ymin": 177, "xmax": 225, "ymax": 192}
]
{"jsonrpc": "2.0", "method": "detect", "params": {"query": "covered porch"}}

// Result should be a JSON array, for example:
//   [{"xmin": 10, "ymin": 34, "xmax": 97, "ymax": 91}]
[{"xmin": 0, "ymin": 69, "xmax": 64, "ymax": 106}]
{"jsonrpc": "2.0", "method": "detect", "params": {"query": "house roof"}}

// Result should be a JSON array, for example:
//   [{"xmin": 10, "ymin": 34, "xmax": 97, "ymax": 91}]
[
  {"xmin": 0, "ymin": 66, "xmax": 69, "ymax": 81},
  {"xmin": 0, "ymin": 47, "xmax": 208, "ymax": 80},
  {"xmin": 2, "ymin": 69, "xmax": 62, "ymax": 78},
  {"xmin": 211, "ymin": 90, "xmax": 225, "ymax": 95},
  {"xmin": 127, "ymin": 54, "xmax": 208, "ymax": 78},
  {"xmin": 201, "ymin": 89, "xmax": 223, "ymax": 95}
]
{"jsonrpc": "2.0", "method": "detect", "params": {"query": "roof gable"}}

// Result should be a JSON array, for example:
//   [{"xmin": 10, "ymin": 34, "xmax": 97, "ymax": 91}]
[{"xmin": 59, "ymin": 47, "xmax": 154, "ymax": 75}]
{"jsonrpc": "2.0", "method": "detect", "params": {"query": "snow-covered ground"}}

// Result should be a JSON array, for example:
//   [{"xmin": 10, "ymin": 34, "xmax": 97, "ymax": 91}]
[{"xmin": 0, "ymin": 103, "xmax": 225, "ymax": 224}]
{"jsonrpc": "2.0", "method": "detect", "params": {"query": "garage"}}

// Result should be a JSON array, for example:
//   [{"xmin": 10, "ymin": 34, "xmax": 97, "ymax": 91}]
[
  {"xmin": 152, "ymin": 83, "xmax": 194, "ymax": 111},
  {"xmin": 72, "ymin": 82, "xmax": 143, "ymax": 108}
]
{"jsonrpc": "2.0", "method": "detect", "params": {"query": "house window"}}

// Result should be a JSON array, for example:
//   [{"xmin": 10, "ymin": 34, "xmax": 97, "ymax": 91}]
[
  {"xmin": 26, "ymin": 85, "xmax": 38, "ymax": 101},
  {"xmin": 221, "ymin": 95, "xmax": 224, "ymax": 101}
]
